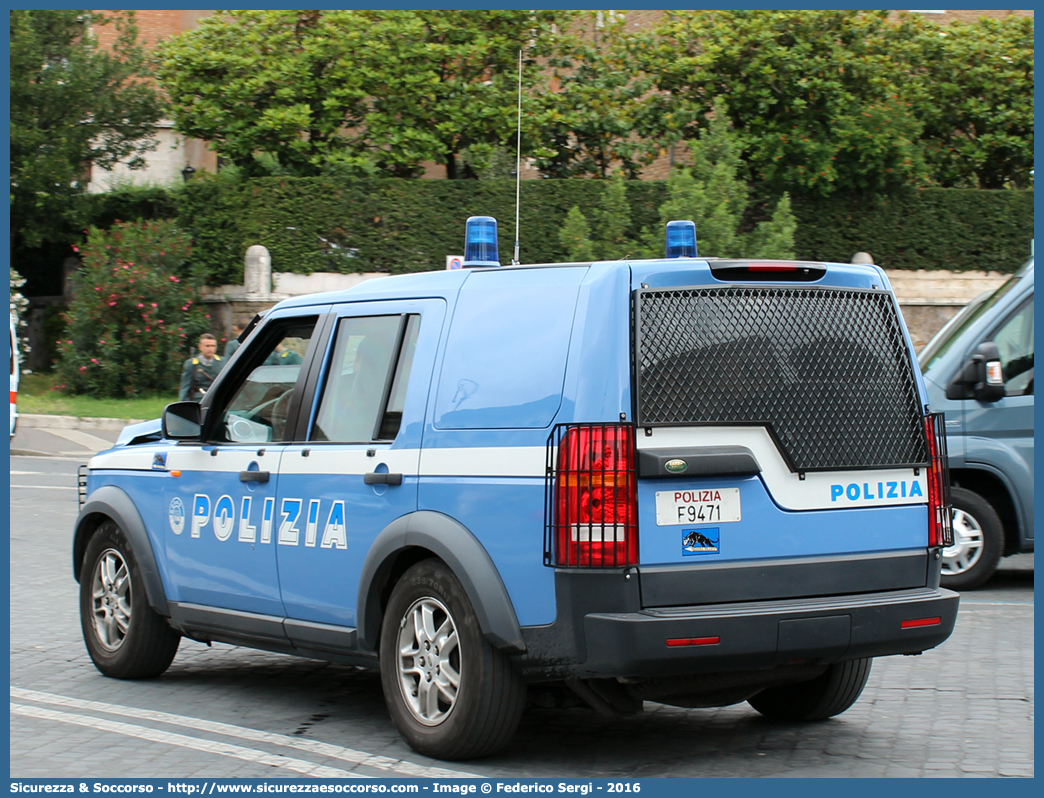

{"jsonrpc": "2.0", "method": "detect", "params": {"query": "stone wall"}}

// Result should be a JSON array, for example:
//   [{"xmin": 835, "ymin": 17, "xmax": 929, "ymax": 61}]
[{"xmin": 884, "ymin": 269, "xmax": 1008, "ymax": 349}]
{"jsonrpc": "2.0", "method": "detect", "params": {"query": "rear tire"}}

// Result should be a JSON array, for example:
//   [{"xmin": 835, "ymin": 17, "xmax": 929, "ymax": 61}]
[
  {"xmin": 941, "ymin": 486, "xmax": 1004, "ymax": 591},
  {"xmin": 79, "ymin": 521, "xmax": 180, "ymax": 679},
  {"xmin": 379, "ymin": 559, "xmax": 526, "ymax": 760},
  {"xmin": 748, "ymin": 658, "xmax": 872, "ymax": 721}
]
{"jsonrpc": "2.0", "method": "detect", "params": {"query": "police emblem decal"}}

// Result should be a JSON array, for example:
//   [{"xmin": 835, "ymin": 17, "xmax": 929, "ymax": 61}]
[
  {"xmin": 152, "ymin": 452, "xmax": 167, "ymax": 470},
  {"xmin": 682, "ymin": 527, "xmax": 720, "ymax": 555},
  {"xmin": 168, "ymin": 497, "xmax": 186, "ymax": 536}
]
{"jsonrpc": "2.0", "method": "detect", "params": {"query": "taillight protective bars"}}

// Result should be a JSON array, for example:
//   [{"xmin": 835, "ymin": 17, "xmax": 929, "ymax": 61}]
[
  {"xmin": 924, "ymin": 412, "xmax": 954, "ymax": 548},
  {"xmin": 544, "ymin": 423, "xmax": 638, "ymax": 568}
]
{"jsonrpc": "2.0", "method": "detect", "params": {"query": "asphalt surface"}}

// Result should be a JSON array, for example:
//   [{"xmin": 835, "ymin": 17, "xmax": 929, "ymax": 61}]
[
  {"xmin": 11, "ymin": 415, "xmax": 124, "ymax": 458},
  {"xmin": 8, "ymin": 428, "xmax": 1035, "ymax": 778}
]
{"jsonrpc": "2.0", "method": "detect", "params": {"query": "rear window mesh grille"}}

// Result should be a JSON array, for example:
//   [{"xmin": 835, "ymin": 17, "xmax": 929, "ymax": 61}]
[{"xmin": 635, "ymin": 286, "xmax": 928, "ymax": 471}]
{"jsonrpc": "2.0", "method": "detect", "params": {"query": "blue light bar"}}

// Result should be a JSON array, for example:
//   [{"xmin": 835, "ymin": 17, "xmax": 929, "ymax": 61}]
[
  {"xmin": 665, "ymin": 220, "xmax": 698, "ymax": 259},
  {"xmin": 463, "ymin": 216, "xmax": 501, "ymax": 267}
]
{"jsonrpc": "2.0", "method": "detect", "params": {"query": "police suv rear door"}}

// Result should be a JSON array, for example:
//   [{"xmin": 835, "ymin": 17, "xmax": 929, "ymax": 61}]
[
  {"xmin": 629, "ymin": 261, "xmax": 935, "ymax": 603},
  {"xmin": 275, "ymin": 299, "xmax": 445, "ymax": 642}
]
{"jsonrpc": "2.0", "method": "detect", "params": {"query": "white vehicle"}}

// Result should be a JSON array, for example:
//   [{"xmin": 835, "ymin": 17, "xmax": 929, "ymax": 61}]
[{"xmin": 10, "ymin": 312, "xmax": 19, "ymax": 438}]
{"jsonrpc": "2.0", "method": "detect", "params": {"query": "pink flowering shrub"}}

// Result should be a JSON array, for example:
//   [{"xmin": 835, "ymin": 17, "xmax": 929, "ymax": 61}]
[{"xmin": 56, "ymin": 221, "xmax": 209, "ymax": 397}]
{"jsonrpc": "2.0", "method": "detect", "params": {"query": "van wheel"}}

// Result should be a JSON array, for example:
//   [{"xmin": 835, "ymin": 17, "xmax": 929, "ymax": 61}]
[
  {"xmin": 941, "ymin": 487, "xmax": 1004, "ymax": 591},
  {"xmin": 379, "ymin": 560, "xmax": 526, "ymax": 760},
  {"xmin": 80, "ymin": 521, "xmax": 180, "ymax": 679},
  {"xmin": 748, "ymin": 658, "xmax": 872, "ymax": 721}
]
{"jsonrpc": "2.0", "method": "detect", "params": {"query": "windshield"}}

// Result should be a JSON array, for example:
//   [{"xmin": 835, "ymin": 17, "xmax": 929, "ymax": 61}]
[{"xmin": 919, "ymin": 273, "xmax": 1022, "ymax": 372}]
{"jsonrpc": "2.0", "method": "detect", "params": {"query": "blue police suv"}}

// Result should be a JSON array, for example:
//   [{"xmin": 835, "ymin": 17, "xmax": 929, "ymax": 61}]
[{"xmin": 74, "ymin": 218, "xmax": 959, "ymax": 760}]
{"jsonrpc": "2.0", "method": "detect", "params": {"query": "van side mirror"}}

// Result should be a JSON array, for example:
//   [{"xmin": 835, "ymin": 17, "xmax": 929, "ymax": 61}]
[
  {"xmin": 945, "ymin": 342, "xmax": 1005, "ymax": 402},
  {"xmin": 162, "ymin": 401, "xmax": 203, "ymax": 440}
]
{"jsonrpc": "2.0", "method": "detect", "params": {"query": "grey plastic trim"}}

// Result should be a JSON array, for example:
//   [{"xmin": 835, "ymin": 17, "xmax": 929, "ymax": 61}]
[
  {"xmin": 283, "ymin": 618, "xmax": 358, "ymax": 653},
  {"xmin": 357, "ymin": 510, "xmax": 525, "ymax": 654},
  {"xmin": 639, "ymin": 550, "xmax": 928, "ymax": 607},
  {"xmin": 637, "ymin": 445, "xmax": 761, "ymax": 478},
  {"xmin": 73, "ymin": 486, "xmax": 170, "ymax": 617},
  {"xmin": 169, "ymin": 602, "xmax": 289, "ymax": 643}
]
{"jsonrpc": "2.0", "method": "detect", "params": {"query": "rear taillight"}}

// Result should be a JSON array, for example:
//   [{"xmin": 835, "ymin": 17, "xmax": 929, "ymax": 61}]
[
  {"xmin": 545, "ymin": 423, "xmax": 638, "ymax": 567},
  {"xmin": 924, "ymin": 412, "xmax": 953, "ymax": 548}
]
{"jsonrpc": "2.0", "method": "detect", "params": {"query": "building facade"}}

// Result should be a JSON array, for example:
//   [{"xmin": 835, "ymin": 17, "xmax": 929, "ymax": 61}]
[{"xmin": 86, "ymin": 10, "xmax": 216, "ymax": 193}]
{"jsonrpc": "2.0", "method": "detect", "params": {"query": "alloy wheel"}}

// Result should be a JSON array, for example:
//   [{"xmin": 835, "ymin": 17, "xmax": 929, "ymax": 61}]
[
  {"xmin": 396, "ymin": 597, "xmax": 461, "ymax": 726},
  {"xmin": 91, "ymin": 548, "xmax": 132, "ymax": 650}
]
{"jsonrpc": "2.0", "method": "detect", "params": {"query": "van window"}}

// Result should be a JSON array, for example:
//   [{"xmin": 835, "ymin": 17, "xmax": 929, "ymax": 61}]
[
  {"xmin": 993, "ymin": 299, "xmax": 1034, "ymax": 396},
  {"xmin": 378, "ymin": 315, "xmax": 420, "ymax": 440},
  {"xmin": 311, "ymin": 315, "xmax": 416, "ymax": 442},
  {"xmin": 920, "ymin": 275, "xmax": 1020, "ymax": 370},
  {"xmin": 216, "ymin": 318, "xmax": 317, "ymax": 443}
]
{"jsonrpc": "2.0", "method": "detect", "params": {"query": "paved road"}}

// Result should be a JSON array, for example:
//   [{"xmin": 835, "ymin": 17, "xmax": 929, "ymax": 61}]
[
  {"xmin": 11, "ymin": 420, "xmax": 122, "ymax": 458},
  {"xmin": 10, "ymin": 453, "xmax": 1034, "ymax": 778}
]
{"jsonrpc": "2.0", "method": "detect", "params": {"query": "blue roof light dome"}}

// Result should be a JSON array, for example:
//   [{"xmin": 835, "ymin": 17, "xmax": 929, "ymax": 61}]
[
  {"xmin": 665, "ymin": 220, "xmax": 698, "ymax": 259},
  {"xmin": 463, "ymin": 216, "xmax": 501, "ymax": 268}
]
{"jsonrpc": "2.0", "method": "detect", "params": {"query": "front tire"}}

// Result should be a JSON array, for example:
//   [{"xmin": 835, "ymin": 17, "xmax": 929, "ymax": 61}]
[
  {"xmin": 941, "ymin": 486, "xmax": 1004, "ymax": 591},
  {"xmin": 379, "ymin": 559, "xmax": 526, "ymax": 760},
  {"xmin": 79, "ymin": 521, "xmax": 180, "ymax": 679},
  {"xmin": 748, "ymin": 658, "xmax": 872, "ymax": 721}
]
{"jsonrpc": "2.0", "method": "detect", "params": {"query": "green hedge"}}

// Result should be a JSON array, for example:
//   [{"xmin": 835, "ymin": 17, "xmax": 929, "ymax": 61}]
[
  {"xmin": 77, "ymin": 179, "xmax": 1034, "ymax": 284},
  {"xmin": 176, "ymin": 177, "xmax": 669, "ymax": 284},
  {"xmin": 792, "ymin": 188, "xmax": 1033, "ymax": 272}
]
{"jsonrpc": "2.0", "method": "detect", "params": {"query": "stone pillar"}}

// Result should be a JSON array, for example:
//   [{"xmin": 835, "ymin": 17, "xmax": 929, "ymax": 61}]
[
  {"xmin": 62, "ymin": 257, "xmax": 81, "ymax": 301},
  {"xmin": 244, "ymin": 245, "xmax": 272, "ymax": 295}
]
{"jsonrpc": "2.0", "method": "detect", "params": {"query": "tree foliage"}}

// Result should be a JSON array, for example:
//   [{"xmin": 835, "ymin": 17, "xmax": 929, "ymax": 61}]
[
  {"xmin": 156, "ymin": 11, "xmax": 371, "ymax": 178},
  {"xmin": 632, "ymin": 10, "xmax": 931, "ymax": 197},
  {"xmin": 10, "ymin": 10, "xmax": 164, "ymax": 248},
  {"xmin": 532, "ymin": 15, "xmax": 653, "ymax": 179},
  {"xmin": 559, "ymin": 101, "xmax": 797, "ymax": 263},
  {"xmin": 156, "ymin": 10, "xmax": 572, "ymax": 179},
  {"xmin": 594, "ymin": 172, "xmax": 634, "ymax": 259},
  {"xmin": 55, "ymin": 221, "xmax": 209, "ymax": 397},
  {"xmin": 637, "ymin": 99, "xmax": 796, "ymax": 259},
  {"xmin": 747, "ymin": 193, "xmax": 797, "ymax": 261},
  {"xmin": 907, "ymin": 16, "xmax": 1034, "ymax": 188},
  {"xmin": 630, "ymin": 10, "xmax": 1033, "ymax": 195},
  {"xmin": 558, "ymin": 207, "xmax": 596, "ymax": 262},
  {"xmin": 154, "ymin": 9, "xmax": 1032, "ymax": 192}
]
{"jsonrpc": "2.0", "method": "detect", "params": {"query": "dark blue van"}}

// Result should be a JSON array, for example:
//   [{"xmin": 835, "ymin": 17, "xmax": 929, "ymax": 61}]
[
  {"xmin": 73, "ymin": 219, "xmax": 959, "ymax": 760},
  {"xmin": 919, "ymin": 257, "xmax": 1034, "ymax": 589}
]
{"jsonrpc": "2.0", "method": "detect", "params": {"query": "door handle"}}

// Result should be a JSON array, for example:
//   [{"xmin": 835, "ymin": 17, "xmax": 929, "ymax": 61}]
[
  {"xmin": 364, "ymin": 472, "xmax": 402, "ymax": 486},
  {"xmin": 240, "ymin": 470, "xmax": 270, "ymax": 483}
]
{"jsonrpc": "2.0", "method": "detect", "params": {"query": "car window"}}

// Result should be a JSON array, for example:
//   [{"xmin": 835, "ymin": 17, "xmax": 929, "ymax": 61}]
[
  {"xmin": 377, "ymin": 315, "xmax": 420, "ymax": 440},
  {"xmin": 919, "ymin": 275, "xmax": 1020, "ymax": 371},
  {"xmin": 993, "ymin": 299, "xmax": 1033, "ymax": 396},
  {"xmin": 311, "ymin": 315, "xmax": 416, "ymax": 443},
  {"xmin": 216, "ymin": 319, "xmax": 317, "ymax": 443}
]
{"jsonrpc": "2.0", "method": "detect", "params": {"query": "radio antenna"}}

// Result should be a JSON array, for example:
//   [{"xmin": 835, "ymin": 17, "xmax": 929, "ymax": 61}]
[{"xmin": 512, "ymin": 49, "xmax": 523, "ymax": 265}]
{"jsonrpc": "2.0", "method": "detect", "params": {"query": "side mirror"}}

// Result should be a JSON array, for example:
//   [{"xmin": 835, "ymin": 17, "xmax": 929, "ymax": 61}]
[
  {"xmin": 946, "ymin": 342, "xmax": 1005, "ymax": 403},
  {"xmin": 162, "ymin": 401, "xmax": 203, "ymax": 440}
]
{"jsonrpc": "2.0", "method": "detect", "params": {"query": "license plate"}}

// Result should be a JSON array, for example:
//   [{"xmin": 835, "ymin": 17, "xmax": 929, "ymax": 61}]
[{"xmin": 655, "ymin": 488, "xmax": 741, "ymax": 526}]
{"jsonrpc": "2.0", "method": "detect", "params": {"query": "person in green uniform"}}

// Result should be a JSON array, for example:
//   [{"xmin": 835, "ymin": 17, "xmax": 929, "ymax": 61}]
[
  {"xmin": 263, "ymin": 343, "xmax": 304, "ymax": 366},
  {"xmin": 224, "ymin": 314, "xmax": 253, "ymax": 359},
  {"xmin": 179, "ymin": 333, "xmax": 224, "ymax": 401}
]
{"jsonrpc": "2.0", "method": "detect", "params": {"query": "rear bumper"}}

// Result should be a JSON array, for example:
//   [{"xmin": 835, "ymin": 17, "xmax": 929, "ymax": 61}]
[
  {"xmin": 581, "ymin": 587, "xmax": 958, "ymax": 678},
  {"xmin": 518, "ymin": 569, "xmax": 958, "ymax": 679}
]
